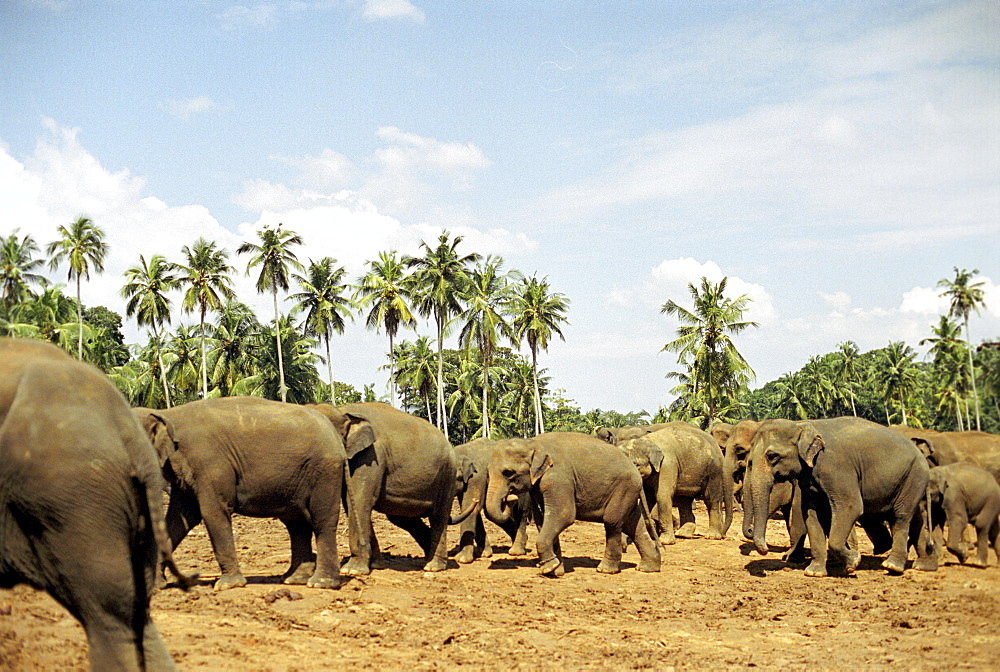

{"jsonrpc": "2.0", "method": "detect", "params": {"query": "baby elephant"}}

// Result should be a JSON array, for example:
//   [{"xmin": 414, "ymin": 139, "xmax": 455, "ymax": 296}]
[{"xmin": 926, "ymin": 462, "xmax": 1000, "ymax": 568}]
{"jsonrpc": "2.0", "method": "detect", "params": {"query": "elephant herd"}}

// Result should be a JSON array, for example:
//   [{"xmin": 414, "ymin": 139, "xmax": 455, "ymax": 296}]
[{"xmin": 3, "ymin": 337, "xmax": 1000, "ymax": 669}]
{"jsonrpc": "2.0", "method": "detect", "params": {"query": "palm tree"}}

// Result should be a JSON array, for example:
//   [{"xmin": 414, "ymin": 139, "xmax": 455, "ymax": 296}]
[
  {"xmin": 938, "ymin": 267, "xmax": 987, "ymax": 431},
  {"xmin": 510, "ymin": 275, "xmax": 570, "ymax": 435},
  {"xmin": 661, "ymin": 276, "xmax": 758, "ymax": 428},
  {"xmin": 46, "ymin": 216, "xmax": 108, "ymax": 359},
  {"xmin": 0, "ymin": 229, "xmax": 46, "ymax": 314},
  {"xmin": 121, "ymin": 254, "xmax": 179, "ymax": 407},
  {"xmin": 237, "ymin": 225, "xmax": 304, "ymax": 403},
  {"xmin": 921, "ymin": 315, "xmax": 967, "ymax": 430},
  {"xmin": 177, "ymin": 238, "xmax": 236, "ymax": 399},
  {"xmin": 391, "ymin": 336, "xmax": 437, "ymax": 419},
  {"xmin": 165, "ymin": 324, "xmax": 202, "ymax": 403},
  {"xmin": 292, "ymin": 258, "xmax": 353, "ymax": 404},
  {"xmin": 875, "ymin": 341, "xmax": 920, "ymax": 426},
  {"xmin": 210, "ymin": 300, "xmax": 262, "ymax": 397},
  {"xmin": 406, "ymin": 231, "xmax": 481, "ymax": 439},
  {"xmin": 354, "ymin": 250, "xmax": 417, "ymax": 406},
  {"xmin": 456, "ymin": 256, "xmax": 518, "ymax": 439},
  {"xmin": 834, "ymin": 341, "xmax": 861, "ymax": 416}
]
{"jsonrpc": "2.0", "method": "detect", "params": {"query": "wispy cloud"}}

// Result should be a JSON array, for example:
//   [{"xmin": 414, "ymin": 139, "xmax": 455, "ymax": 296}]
[
  {"xmin": 217, "ymin": 3, "xmax": 279, "ymax": 31},
  {"xmin": 361, "ymin": 0, "xmax": 425, "ymax": 24},
  {"xmin": 163, "ymin": 96, "xmax": 219, "ymax": 121}
]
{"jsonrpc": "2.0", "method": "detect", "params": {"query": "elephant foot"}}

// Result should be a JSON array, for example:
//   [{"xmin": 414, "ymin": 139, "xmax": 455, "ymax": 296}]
[
  {"xmin": 454, "ymin": 548, "xmax": 475, "ymax": 565},
  {"xmin": 508, "ymin": 544, "xmax": 527, "ymax": 556},
  {"xmin": 804, "ymin": 561, "xmax": 828, "ymax": 577},
  {"xmin": 659, "ymin": 535, "xmax": 677, "ymax": 546},
  {"xmin": 842, "ymin": 549, "xmax": 861, "ymax": 574},
  {"xmin": 538, "ymin": 557, "xmax": 564, "ymax": 577},
  {"xmin": 307, "ymin": 575, "xmax": 342, "ymax": 589},
  {"xmin": 422, "ymin": 557, "xmax": 447, "ymax": 572},
  {"xmin": 341, "ymin": 558, "xmax": 372, "ymax": 576},
  {"xmin": 676, "ymin": 523, "xmax": 697, "ymax": 538},
  {"xmin": 704, "ymin": 529, "xmax": 724, "ymax": 540},
  {"xmin": 481, "ymin": 545, "xmax": 493, "ymax": 559},
  {"xmin": 214, "ymin": 573, "xmax": 248, "ymax": 591},
  {"xmin": 283, "ymin": 563, "xmax": 316, "ymax": 585},
  {"xmin": 966, "ymin": 557, "xmax": 988, "ymax": 569},
  {"xmin": 637, "ymin": 558, "xmax": 661, "ymax": 573},
  {"xmin": 914, "ymin": 556, "xmax": 939, "ymax": 572},
  {"xmin": 881, "ymin": 556, "xmax": 906, "ymax": 575},
  {"xmin": 782, "ymin": 549, "xmax": 807, "ymax": 564},
  {"xmin": 596, "ymin": 560, "xmax": 621, "ymax": 574}
]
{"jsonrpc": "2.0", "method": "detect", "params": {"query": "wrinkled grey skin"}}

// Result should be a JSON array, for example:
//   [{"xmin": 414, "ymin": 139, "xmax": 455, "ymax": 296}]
[
  {"xmin": 135, "ymin": 397, "xmax": 346, "ymax": 590},
  {"xmin": 596, "ymin": 423, "xmax": 673, "ymax": 446},
  {"xmin": 452, "ymin": 439, "xmax": 530, "ymax": 563},
  {"xmin": 893, "ymin": 426, "xmax": 1000, "ymax": 483},
  {"xmin": 925, "ymin": 463, "xmax": 1000, "ymax": 567},
  {"xmin": 311, "ymin": 402, "xmax": 462, "ymax": 575},
  {"xmin": 485, "ymin": 432, "xmax": 661, "ymax": 576},
  {"xmin": 622, "ymin": 424, "xmax": 733, "ymax": 544},
  {"xmin": 1, "ymin": 339, "xmax": 192, "ymax": 671},
  {"xmin": 711, "ymin": 420, "xmax": 806, "ymax": 562},
  {"xmin": 746, "ymin": 417, "xmax": 933, "ymax": 577}
]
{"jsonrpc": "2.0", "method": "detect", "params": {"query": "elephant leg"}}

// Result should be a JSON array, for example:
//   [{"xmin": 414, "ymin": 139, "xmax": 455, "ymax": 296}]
[
  {"xmin": 140, "ymin": 620, "xmax": 177, "ymax": 672},
  {"xmin": 305, "ymin": 471, "xmax": 344, "ymax": 589},
  {"xmin": 971, "ymin": 504, "xmax": 1000, "ymax": 568},
  {"xmin": 676, "ymin": 496, "xmax": 697, "ymax": 538},
  {"xmin": 342, "ymin": 462, "xmax": 380, "ymax": 576},
  {"xmin": 507, "ymin": 493, "xmax": 531, "ymax": 556},
  {"xmin": 946, "ymin": 510, "xmax": 971, "ymax": 563},
  {"xmin": 164, "ymin": 490, "xmax": 201, "ymax": 551},
  {"xmin": 535, "ymin": 495, "xmax": 574, "ymax": 577},
  {"xmin": 454, "ymin": 515, "xmax": 478, "ymax": 564},
  {"xmin": 475, "ymin": 514, "xmax": 492, "ymax": 559},
  {"xmin": 422, "ymin": 491, "xmax": 455, "ymax": 572},
  {"xmin": 803, "ymin": 496, "xmax": 831, "ymax": 577},
  {"xmin": 387, "ymin": 514, "xmax": 433, "ymax": 556},
  {"xmin": 860, "ymin": 518, "xmax": 893, "ymax": 555},
  {"xmin": 598, "ymin": 522, "xmax": 626, "ymax": 574},
  {"xmin": 703, "ymin": 487, "xmax": 726, "ymax": 540},
  {"xmin": 827, "ymin": 493, "xmax": 863, "ymax": 574},
  {"xmin": 782, "ymin": 485, "xmax": 808, "ymax": 563},
  {"xmin": 195, "ymin": 493, "xmax": 245, "ymax": 590},
  {"xmin": 619, "ymin": 506, "xmax": 661, "ymax": 573},
  {"xmin": 281, "ymin": 519, "xmax": 316, "ymax": 584},
  {"xmin": 656, "ymin": 478, "xmax": 678, "ymax": 545}
]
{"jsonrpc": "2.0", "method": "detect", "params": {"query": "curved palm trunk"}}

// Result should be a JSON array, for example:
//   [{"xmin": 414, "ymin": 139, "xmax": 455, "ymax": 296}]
[
  {"xmin": 435, "ymin": 312, "xmax": 448, "ymax": 440},
  {"xmin": 530, "ymin": 344, "xmax": 543, "ymax": 436},
  {"xmin": 324, "ymin": 334, "xmax": 334, "ymax": 404},
  {"xmin": 75, "ymin": 276, "xmax": 83, "ymax": 359},
  {"xmin": 481, "ymin": 341, "xmax": 491, "ymax": 440},
  {"xmin": 964, "ymin": 318, "xmax": 981, "ymax": 431},
  {"xmin": 387, "ymin": 331, "xmax": 396, "ymax": 407},
  {"xmin": 273, "ymin": 288, "xmax": 286, "ymax": 402},
  {"xmin": 199, "ymin": 305, "xmax": 209, "ymax": 399},
  {"xmin": 152, "ymin": 325, "xmax": 172, "ymax": 408}
]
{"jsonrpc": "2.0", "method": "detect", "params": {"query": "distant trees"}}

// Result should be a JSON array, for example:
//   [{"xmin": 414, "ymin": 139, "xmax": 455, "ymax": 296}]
[{"xmin": 47, "ymin": 216, "xmax": 108, "ymax": 359}]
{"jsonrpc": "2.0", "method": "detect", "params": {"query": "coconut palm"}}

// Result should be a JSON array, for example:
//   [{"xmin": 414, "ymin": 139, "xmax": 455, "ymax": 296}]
[
  {"xmin": 391, "ymin": 336, "xmax": 437, "ymax": 419},
  {"xmin": 354, "ymin": 250, "xmax": 417, "ymax": 406},
  {"xmin": 661, "ymin": 276, "xmax": 758, "ymax": 428},
  {"xmin": 121, "ymin": 254, "xmax": 179, "ymax": 407},
  {"xmin": 834, "ymin": 341, "xmax": 861, "ymax": 416},
  {"xmin": 938, "ymin": 267, "xmax": 987, "ymax": 430},
  {"xmin": 875, "ymin": 341, "xmax": 920, "ymax": 426},
  {"xmin": 177, "ymin": 238, "xmax": 236, "ymax": 399},
  {"xmin": 921, "ymin": 315, "xmax": 968, "ymax": 429},
  {"xmin": 165, "ymin": 324, "xmax": 202, "ymax": 403},
  {"xmin": 237, "ymin": 224, "xmax": 304, "ymax": 402},
  {"xmin": 456, "ymin": 256, "xmax": 518, "ymax": 439},
  {"xmin": 0, "ymin": 229, "xmax": 46, "ymax": 314},
  {"xmin": 46, "ymin": 216, "xmax": 109, "ymax": 359},
  {"xmin": 210, "ymin": 300, "xmax": 262, "ymax": 397},
  {"xmin": 406, "ymin": 231, "xmax": 480, "ymax": 438},
  {"xmin": 510, "ymin": 275, "xmax": 569, "ymax": 435},
  {"xmin": 291, "ymin": 257, "xmax": 353, "ymax": 404}
]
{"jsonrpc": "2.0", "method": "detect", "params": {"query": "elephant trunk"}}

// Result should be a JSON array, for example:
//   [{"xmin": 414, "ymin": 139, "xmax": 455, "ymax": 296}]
[
  {"xmin": 485, "ymin": 476, "xmax": 513, "ymax": 525},
  {"xmin": 748, "ymin": 460, "xmax": 774, "ymax": 555},
  {"xmin": 449, "ymin": 495, "xmax": 480, "ymax": 525}
]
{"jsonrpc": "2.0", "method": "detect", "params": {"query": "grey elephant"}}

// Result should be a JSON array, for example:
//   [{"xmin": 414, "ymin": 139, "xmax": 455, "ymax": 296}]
[
  {"xmin": 893, "ymin": 426, "xmax": 1000, "ymax": 482},
  {"xmin": 452, "ymin": 438, "xmax": 530, "ymax": 563},
  {"xmin": 746, "ymin": 416, "xmax": 933, "ymax": 577},
  {"xmin": 135, "ymin": 396, "xmax": 346, "ymax": 590},
  {"xmin": 621, "ymin": 424, "xmax": 734, "ymax": 544},
  {"xmin": 1, "ymin": 339, "xmax": 192, "ymax": 671},
  {"xmin": 485, "ymin": 432, "xmax": 661, "ymax": 576},
  {"xmin": 311, "ymin": 402, "xmax": 472, "ymax": 575},
  {"xmin": 925, "ymin": 462, "xmax": 1000, "ymax": 567},
  {"xmin": 596, "ymin": 422, "xmax": 673, "ymax": 445},
  {"xmin": 711, "ymin": 420, "xmax": 806, "ymax": 561}
]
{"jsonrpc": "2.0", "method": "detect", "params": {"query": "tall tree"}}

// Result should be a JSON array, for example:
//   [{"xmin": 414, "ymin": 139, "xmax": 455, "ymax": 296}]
[
  {"xmin": 354, "ymin": 250, "xmax": 417, "ymax": 406},
  {"xmin": 291, "ymin": 257, "xmax": 353, "ymax": 404},
  {"xmin": 406, "ymin": 231, "xmax": 480, "ymax": 439},
  {"xmin": 0, "ymin": 229, "xmax": 45, "ymax": 314},
  {"xmin": 938, "ymin": 267, "xmax": 987, "ymax": 431},
  {"xmin": 876, "ymin": 341, "xmax": 920, "ymax": 426},
  {"xmin": 46, "ymin": 216, "xmax": 108, "ymax": 359},
  {"xmin": 121, "ymin": 254, "xmax": 179, "ymax": 407},
  {"xmin": 456, "ymin": 256, "xmax": 517, "ymax": 439},
  {"xmin": 210, "ymin": 300, "xmax": 261, "ymax": 397},
  {"xmin": 510, "ymin": 275, "xmax": 569, "ymax": 435},
  {"xmin": 178, "ymin": 238, "xmax": 236, "ymax": 399},
  {"xmin": 391, "ymin": 336, "xmax": 437, "ymax": 419},
  {"xmin": 834, "ymin": 341, "xmax": 861, "ymax": 416},
  {"xmin": 661, "ymin": 276, "xmax": 758, "ymax": 428},
  {"xmin": 237, "ymin": 224, "xmax": 304, "ymax": 402},
  {"xmin": 921, "ymin": 315, "xmax": 967, "ymax": 430}
]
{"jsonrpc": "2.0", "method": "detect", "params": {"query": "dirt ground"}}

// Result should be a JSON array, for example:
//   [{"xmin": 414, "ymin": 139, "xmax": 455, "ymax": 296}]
[{"xmin": 2, "ymin": 505, "xmax": 999, "ymax": 670}]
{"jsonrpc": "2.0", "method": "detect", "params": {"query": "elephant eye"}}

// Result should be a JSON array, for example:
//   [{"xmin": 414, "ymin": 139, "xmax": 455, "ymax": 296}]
[
  {"xmin": 502, "ymin": 469, "xmax": 516, "ymax": 479},
  {"xmin": 765, "ymin": 450, "xmax": 781, "ymax": 465}
]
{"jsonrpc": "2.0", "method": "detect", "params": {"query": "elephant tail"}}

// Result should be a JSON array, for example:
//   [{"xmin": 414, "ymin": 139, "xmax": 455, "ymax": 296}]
[
  {"xmin": 638, "ymin": 487, "xmax": 658, "ymax": 544},
  {"xmin": 722, "ymin": 468, "xmax": 735, "ymax": 537},
  {"xmin": 140, "ymin": 476, "xmax": 198, "ymax": 591}
]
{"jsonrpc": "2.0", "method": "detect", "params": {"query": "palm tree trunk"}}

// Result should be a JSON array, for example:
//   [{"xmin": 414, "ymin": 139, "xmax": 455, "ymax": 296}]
[
  {"xmin": 274, "ymin": 288, "xmax": 286, "ymax": 402},
  {"xmin": 964, "ymin": 318, "xmax": 981, "ymax": 431},
  {"xmin": 388, "ymin": 332, "xmax": 396, "ymax": 407},
  {"xmin": 531, "ymin": 345, "xmax": 543, "ymax": 436},
  {"xmin": 435, "ymin": 312, "xmax": 448, "ymax": 440},
  {"xmin": 152, "ymin": 325, "xmax": 171, "ymax": 408},
  {"xmin": 849, "ymin": 390, "xmax": 857, "ymax": 417},
  {"xmin": 199, "ymin": 305, "xmax": 209, "ymax": 399},
  {"xmin": 324, "ymin": 334, "xmax": 334, "ymax": 404},
  {"xmin": 482, "ymin": 349, "xmax": 491, "ymax": 440},
  {"xmin": 76, "ymin": 276, "xmax": 83, "ymax": 359}
]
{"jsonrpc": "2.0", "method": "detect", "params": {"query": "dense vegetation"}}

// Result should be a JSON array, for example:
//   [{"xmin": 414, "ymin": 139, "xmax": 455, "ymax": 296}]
[{"xmin": 2, "ymin": 220, "xmax": 997, "ymax": 439}]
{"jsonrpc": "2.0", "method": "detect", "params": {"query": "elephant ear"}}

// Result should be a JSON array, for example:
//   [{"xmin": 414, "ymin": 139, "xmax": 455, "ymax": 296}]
[
  {"xmin": 595, "ymin": 427, "xmax": 616, "ymax": 444},
  {"xmin": 796, "ymin": 424, "xmax": 825, "ymax": 468},
  {"xmin": 647, "ymin": 444, "xmax": 665, "ymax": 472},
  {"xmin": 140, "ymin": 411, "xmax": 178, "ymax": 468},
  {"xmin": 456, "ymin": 454, "xmax": 478, "ymax": 486},
  {"xmin": 530, "ymin": 449, "xmax": 553, "ymax": 486},
  {"xmin": 710, "ymin": 424, "xmax": 732, "ymax": 453},
  {"xmin": 343, "ymin": 414, "xmax": 377, "ymax": 460}
]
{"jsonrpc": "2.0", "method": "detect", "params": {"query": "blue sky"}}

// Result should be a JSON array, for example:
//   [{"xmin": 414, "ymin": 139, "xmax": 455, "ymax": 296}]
[{"xmin": 1, "ymin": 0, "xmax": 997, "ymax": 413}]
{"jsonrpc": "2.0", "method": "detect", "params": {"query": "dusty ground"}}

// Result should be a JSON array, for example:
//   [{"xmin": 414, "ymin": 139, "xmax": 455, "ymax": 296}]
[{"xmin": 2, "ymin": 506, "xmax": 999, "ymax": 670}]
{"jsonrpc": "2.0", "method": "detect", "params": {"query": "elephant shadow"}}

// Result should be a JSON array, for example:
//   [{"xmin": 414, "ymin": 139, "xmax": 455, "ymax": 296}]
[
  {"xmin": 744, "ymin": 553, "xmax": 888, "ymax": 578},
  {"xmin": 486, "ymin": 555, "xmax": 616, "ymax": 574}
]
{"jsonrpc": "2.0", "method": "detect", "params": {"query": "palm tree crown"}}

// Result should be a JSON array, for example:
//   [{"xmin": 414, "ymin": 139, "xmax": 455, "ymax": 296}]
[
  {"xmin": 121, "ymin": 254, "xmax": 179, "ymax": 407},
  {"xmin": 938, "ymin": 267, "xmax": 987, "ymax": 431},
  {"xmin": 0, "ymin": 229, "xmax": 45, "ymax": 311},
  {"xmin": 46, "ymin": 216, "xmax": 109, "ymax": 359},
  {"xmin": 291, "ymin": 257, "xmax": 353, "ymax": 403}
]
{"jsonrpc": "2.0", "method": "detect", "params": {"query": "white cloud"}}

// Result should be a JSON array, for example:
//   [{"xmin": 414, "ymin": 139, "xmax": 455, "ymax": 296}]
[
  {"xmin": 163, "ymin": 96, "xmax": 219, "ymax": 121},
  {"xmin": 374, "ymin": 126, "xmax": 491, "ymax": 178},
  {"xmin": 217, "ymin": 3, "xmax": 279, "ymax": 31},
  {"xmin": 361, "ymin": 0, "xmax": 425, "ymax": 23}
]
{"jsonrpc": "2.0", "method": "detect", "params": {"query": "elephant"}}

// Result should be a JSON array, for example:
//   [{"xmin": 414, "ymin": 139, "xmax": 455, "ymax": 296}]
[
  {"xmin": 745, "ymin": 416, "xmax": 933, "ymax": 577},
  {"xmin": 452, "ymin": 438, "xmax": 530, "ymax": 563},
  {"xmin": 310, "ymin": 402, "xmax": 471, "ymax": 575},
  {"xmin": 925, "ymin": 462, "xmax": 1000, "ymax": 568},
  {"xmin": 595, "ymin": 423, "xmax": 673, "ymax": 445},
  {"xmin": 892, "ymin": 426, "xmax": 1000, "ymax": 482},
  {"xmin": 620, "ymin": 424, "xmax": 734, "ymax": 544},
  {"xmin": 134, "ymin": 396, "xmax": 346, "ymax": 590},
  {"xmin": 710, "ymin": 420, "xmax": 806, "ymax": 561},
  {"xmin": 0, "ymin": 338, "xmax": 192, "ymax": 671},
  {"xmin": 485, "ymin": 432, "xmax": 661, "ymax": 576}
]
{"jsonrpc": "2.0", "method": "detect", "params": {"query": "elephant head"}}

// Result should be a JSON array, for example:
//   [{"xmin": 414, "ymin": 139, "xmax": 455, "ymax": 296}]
[
  {"xmin": 622, "ymin": 438, "xmax": 663, "ymax": 482},
  {"xmin": 133, "ymin": 408, "xmax": 179, "ymax": 469},
  {"xmin": 308, "ymin": 403, "xmax": 377, "ymax": 460},
  {"xmin": 595, "ymin": 426, "xmax": 617, "ymax": 445},
  {"xmin": 746, "ymin": 420, "xmax": 822, "ymax": 555},
  {"xmin": 485, "ymin": 439, "xmax": 547, "ymax": 525}
]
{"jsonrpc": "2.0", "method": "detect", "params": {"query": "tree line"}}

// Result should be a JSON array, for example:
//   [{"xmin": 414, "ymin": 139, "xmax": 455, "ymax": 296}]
[{"xmin": 2, "ymin": 218, "xmax": 996, "ymax": 438}]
